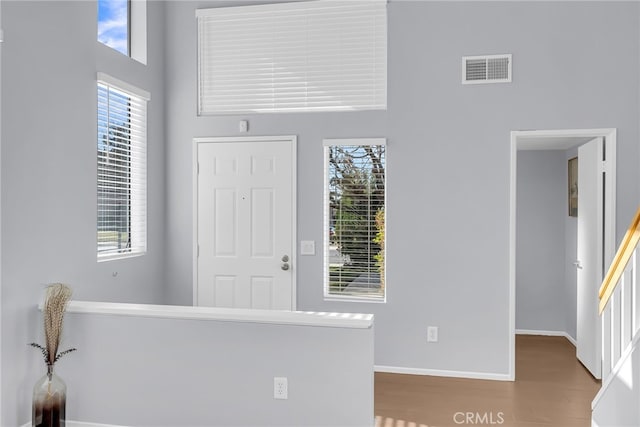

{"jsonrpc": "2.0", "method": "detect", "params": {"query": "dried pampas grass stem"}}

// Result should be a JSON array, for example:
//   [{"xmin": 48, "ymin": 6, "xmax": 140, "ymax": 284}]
[
  {"xmin": 30, "ymin": 283, "xmax": 76, "ymax": 368},
  {"xmin": 44, "ymin": 284, "xmax": 72, "ymax": 365}
]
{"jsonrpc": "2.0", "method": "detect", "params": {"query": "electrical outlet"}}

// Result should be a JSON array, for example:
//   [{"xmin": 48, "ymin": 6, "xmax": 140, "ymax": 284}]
[
  {"xmin": 427, "ymin": 326, "xmax": 438, "ymax": 343},
  {"xmin": 274, "ymin": 377, "xmax": 288, "ymax": 399}
]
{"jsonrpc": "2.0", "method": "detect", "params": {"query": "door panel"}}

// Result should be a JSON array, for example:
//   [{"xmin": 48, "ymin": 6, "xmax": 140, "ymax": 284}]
[
  {"xmin": 214, "ymin": 276, "xmax": 236, "ymax": 308},
  {"xmin": 196, "ymin": 138, "xmax": 295, "ymax": 310},
  {"xmin": 251, "ymin": 189, "xmax": 274, "ymax": 257},
  {"xmin": 214, "ymin": 189, "xmax": 237, "ymax": 256},
  {"xmin": 577, "ymin": 137, "xmax": 604, "ymax": 379},
  {"xmin": 251, "ymin": 277, "xmax": 274, "ymax": 309}
]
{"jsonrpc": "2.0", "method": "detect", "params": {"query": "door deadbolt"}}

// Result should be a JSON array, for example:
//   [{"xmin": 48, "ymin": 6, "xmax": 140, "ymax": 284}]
[{"xmin": 282, "ymin": 255, "xmax": 289, "ymax": 262}]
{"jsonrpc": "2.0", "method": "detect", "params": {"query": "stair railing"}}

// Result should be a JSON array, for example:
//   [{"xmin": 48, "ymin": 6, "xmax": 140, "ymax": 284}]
[{"xmin": 598, "ymin": 206, "xmax": 640, "ymax": 380}]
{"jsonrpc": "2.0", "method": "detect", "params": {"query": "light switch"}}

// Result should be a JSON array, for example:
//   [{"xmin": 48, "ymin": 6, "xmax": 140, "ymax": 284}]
[
  {"xmin": 239, "ymin": 120, "xmax": 249, "ymax": 132},
  {"xmin": 300, "ymin": 240, "xmax": 315, "ymax": 255}
]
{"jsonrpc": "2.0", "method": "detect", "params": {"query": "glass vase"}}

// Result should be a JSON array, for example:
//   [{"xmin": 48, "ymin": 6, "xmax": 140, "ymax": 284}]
[{"xmin": 32, "ymin": 365, "xmax": 66, "ymax": 427}]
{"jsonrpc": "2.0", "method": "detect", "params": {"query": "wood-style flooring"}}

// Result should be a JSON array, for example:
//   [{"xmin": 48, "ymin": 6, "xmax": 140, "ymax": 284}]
[{"xmin": 374, "ymin": 335, "xmax": 601, "ymax": 427}]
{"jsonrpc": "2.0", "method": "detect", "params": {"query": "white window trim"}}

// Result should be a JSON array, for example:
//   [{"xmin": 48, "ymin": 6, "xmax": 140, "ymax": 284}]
[
  {"xmin": 130, "ymin": 0, "xmax": 147, "ymax": 65},
  {"xmin": 322, "ymin": 138, "xmax": 387, "ymax": 148},
  {"xmin": 97, "ymin": 72, "xmax": 150, "ymax": 101},
  {"xmin": 97, "ymin": 251, "xmax": 145, "ymax": 263},
  {"xmin": 323, "ymin": 138, "xmax": 387, "ymax": 303}
]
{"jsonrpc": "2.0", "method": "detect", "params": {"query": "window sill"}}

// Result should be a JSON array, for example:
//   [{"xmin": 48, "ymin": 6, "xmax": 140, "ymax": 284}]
[
  {"xmin": 324, "ymin": 295, "xmax": 387, "ymax": 304},
  {"xmin": 97, "ymin": 251, "xmax": 145, "ymax": 263}
]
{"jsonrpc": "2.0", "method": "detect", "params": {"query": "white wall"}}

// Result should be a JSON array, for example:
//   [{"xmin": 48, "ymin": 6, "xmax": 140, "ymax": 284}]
[
  {"xmin": 0, "ymin": 2, "xmax": 167, "ymax": 425},
  {"xmin": 516, "ymin": 150, "xmax": 568, "ymax": 333},
  {"xmin": 55, "ymin": 304, "xmax": 374, "ymax": 427},
  {"xmin": 3, "ymin": 1, "xmax": 640, "ymax": 424},
  {"xmin": 164, "ymin": 1, "xmax": 640, "ymax": 378}
]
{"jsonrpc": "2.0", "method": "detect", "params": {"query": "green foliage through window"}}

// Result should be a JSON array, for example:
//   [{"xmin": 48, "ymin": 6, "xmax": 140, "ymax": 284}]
[{"xmin": 325, "ymin": 143, "xmax": 386, "ymax": 299}]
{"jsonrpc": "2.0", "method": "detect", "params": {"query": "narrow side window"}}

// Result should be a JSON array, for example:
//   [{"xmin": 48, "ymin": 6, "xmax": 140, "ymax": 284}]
[
  {"xmin": 324, "ymin": 139, "xmax": 386, "ymax": 301},
  {"xmin": 97, "ymin": 74, "xmax": 149, "ymax": 261}
]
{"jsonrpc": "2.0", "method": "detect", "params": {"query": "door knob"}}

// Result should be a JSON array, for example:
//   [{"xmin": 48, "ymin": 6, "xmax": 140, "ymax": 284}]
[{"xmin": 281, "ymin": 263, "xmax": 290, "ymax": 271}]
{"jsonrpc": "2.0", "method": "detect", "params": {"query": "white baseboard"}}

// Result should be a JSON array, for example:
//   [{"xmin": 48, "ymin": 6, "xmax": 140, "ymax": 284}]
[
  {"xmin": 374, "ymin": 365, "xmax": 512, "ymax": 381},
  {"xmin": 70, "ymin": 422, "xmax": 129, "ymax": 427},
  {"xmin": 516, "ymin": 328, "xmax": 577, "ymax": 347},
  {"xmin": 22, "ymin": 422, "xmax": 128, "ymax": 427}
]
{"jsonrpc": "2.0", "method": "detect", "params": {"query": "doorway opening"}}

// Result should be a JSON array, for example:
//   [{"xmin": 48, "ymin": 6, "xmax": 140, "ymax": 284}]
[{"xmin": 509, "ymin": 128, "xmax": 617, "ymax": 381}]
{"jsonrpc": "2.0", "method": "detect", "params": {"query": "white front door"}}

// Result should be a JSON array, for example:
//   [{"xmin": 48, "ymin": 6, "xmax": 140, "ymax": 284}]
[
  {"xmin": 194, "ymin": 136, "xmax": 296, "ymax": 310},
  {"xmin": 576, "ymin": 136, "xmax": 604, "ymax": 379}
]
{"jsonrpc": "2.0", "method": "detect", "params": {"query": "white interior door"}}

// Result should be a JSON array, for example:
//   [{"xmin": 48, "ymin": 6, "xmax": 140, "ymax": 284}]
[
  {"xmin": 576, "ymin": 136, "xmax": 604, "ymax": 379},
  {"xmin": 195, "ymin": 136, "xmax": 296, "ymax": 310}
]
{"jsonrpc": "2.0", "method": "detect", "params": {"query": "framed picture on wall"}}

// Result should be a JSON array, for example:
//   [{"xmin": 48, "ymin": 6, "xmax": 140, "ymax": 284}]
[{"xmin": 568, "ymin": 156, "xmax": 578, "ymax": 217}]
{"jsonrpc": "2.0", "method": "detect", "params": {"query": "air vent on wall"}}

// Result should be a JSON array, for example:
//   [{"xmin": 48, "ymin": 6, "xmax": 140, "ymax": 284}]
[{"xmin": 462, "ymin": 54, "xmax": 512, "ymax": 84}]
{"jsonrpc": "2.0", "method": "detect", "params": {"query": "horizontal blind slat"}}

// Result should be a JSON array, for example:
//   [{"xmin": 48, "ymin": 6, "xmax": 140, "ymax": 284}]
[
  {"xmin": 97, "ymin": 79, "xmax": 148, "ymax": 259},
  {"xmin": 197, "ymin": 0, "xmax": 387, "ymax": 114}
]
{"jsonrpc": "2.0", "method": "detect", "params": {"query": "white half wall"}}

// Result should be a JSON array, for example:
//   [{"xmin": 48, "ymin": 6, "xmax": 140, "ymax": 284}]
[{"xmin": 48, "ymin": 302, "xmax": 374, "ymax": 427}]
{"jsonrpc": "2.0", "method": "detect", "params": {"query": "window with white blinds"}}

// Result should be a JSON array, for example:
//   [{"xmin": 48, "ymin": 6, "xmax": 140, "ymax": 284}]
[
  {"xmin": 324, "ymin": 139, "xmax": 386, "ymax": 300},
  {"xmin": 196, "ymin": 0, "xmax": 387, "ymax": 114},
  {"xmin": 97, "ymin": 73, "xmax": 149, "ymax": 260}
]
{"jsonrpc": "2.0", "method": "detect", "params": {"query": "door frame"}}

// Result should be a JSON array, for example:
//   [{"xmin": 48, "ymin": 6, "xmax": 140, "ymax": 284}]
[
  {"xmin": 192, "ymin": 135, "xmax": 298, "ymax": 309},
  {"xmin": 508, "ymin": 128, "xmax": 617, "ymax": 380}
]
